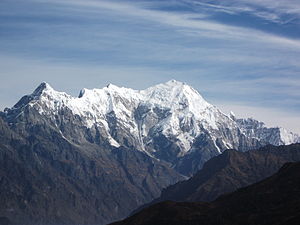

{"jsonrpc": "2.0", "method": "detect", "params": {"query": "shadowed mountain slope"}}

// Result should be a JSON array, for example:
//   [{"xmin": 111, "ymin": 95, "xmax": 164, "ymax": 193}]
[
  {"xmin": 132, "ymin": 144, "xmax": 300, "ymax": 213},
  {"xmin": 163, "ymin": 144, "xmax": 300, "ymax": 201},
  {"xmin": 0, "ymin": 117, "xmax": 182, "ymax": 225},
  {"xmin": 111, "ymin": 161, "xmax": 300, "ymax": 225}
]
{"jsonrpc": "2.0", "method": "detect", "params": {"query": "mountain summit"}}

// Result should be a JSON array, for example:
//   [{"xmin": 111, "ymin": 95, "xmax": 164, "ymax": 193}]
[{"xmin": 3, "ymin": 80, "xmax": 300, "ymax": 175}]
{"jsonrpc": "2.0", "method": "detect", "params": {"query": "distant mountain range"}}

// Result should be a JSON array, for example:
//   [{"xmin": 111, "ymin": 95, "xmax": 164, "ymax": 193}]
[
  {"xmin": 112, "ymin": 161, "xmax": 300, "ymax": 225},
  {"xmin": 0, "ymin": 80, "xmax": 299, "ymax": 225}
]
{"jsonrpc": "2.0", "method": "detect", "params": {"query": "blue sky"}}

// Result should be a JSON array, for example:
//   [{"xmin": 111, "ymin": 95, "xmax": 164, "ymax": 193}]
[{"xmin": 1, "ymin": 0, "xmax": 300, "ymax": 133}]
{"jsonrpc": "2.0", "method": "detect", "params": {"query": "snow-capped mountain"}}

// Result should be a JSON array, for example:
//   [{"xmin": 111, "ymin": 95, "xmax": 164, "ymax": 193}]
[
  {"xmin": 1, "ymin": 80, "xmax": 300, "ymax": 225},
  {"xmin": 2, "ymin": 80, "xmax": 299, "ymax": 175}
]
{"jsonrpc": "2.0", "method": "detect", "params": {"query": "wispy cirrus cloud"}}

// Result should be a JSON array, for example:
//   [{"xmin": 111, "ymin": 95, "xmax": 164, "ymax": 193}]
[
  {"xmin": 184, "ymin": 0, "xmax": 300, "ymax": 24},
  {"xmin": 32, "ymin": 0, "xmax": 300, "ymax": 49}
]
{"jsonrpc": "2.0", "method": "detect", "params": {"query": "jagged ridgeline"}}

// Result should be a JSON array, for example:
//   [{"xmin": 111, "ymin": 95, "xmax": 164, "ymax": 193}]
[
  {"xmin": 3, "ymin": 80, "xmax": 299, "ymax": 175},
  {"xmin": 0, "ymin": 80, "xmax": 299, "ymax": 225}
]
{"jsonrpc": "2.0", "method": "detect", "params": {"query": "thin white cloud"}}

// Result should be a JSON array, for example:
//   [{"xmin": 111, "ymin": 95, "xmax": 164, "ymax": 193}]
[
  {"xmin": 237, "ymin": 0, "xmax": 300, "ymax": 12},
  {"xmin": 33, "ymin": 0, "xmax": 300, "ymax": 49},
  {"xmin": 182, "ymin": 0, "xmax": 300, "ymax": 25},
  {"xmin": 183, "ymin": 1, "xmax": 253, "ymax": 14},
  {"xmin": 209, "ymin": 0, "xmax": 300, "ymax": 23}
]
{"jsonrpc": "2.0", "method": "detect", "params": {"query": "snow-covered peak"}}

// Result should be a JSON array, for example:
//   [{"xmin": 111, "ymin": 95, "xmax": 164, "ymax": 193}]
[
  {"xmin": 279, "ymin": 127, "xmax": 300, "ymax": 145},
  {"xmin": 33, "ymin": 82, "xmax": 71, "ymax": 104},
  {"xmin": 32, "ymin": 82, "xmax": 54, "ymax": 96},
  {"xmin": 143, "ymin": 80, "xmax": 195, "ymax": 97},
  {"xmin": 76, "ymin": 84, "xmax": 140, "ymax": 107},
  {"xmin": 73, "ymin": 80, "xmax": 211, "ymax": 117},
  {"xmin": 30, "ymin": 82, "xmax": 73, "ymax": 102},
  {"xmin": 142, "ymin": 80, "xmax": 211, "ymax": 112},
  {"xmin": 229, "ymin": 111, "xmax": 236, "ymax": 120},
  {"xmin": 7, "ymin": 82, "xmax": 67, "ymax": 111},
  {"xmin": 104, "ymin": 83, "xmax": 140, "ymax": 98},
  {"xmin": 78, "ymin": 88, "xmax": 86, "ymax": 98},
  {"xmin": 106, "ymin": 83, "xmax": 119, "ymax": 89}
]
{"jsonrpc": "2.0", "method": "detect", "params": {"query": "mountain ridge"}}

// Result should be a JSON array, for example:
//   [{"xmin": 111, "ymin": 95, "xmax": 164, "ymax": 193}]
[
  {"xmin": 132, "ymin": 143, "xmax": 300, "ymax": 215},
  {"xmin": 111, "ymin": 161, "xmax": 300, "ymax": 225},
  {"xmin": 2, "ymin": 80, "xmax": 299, "ymax": 176}
]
